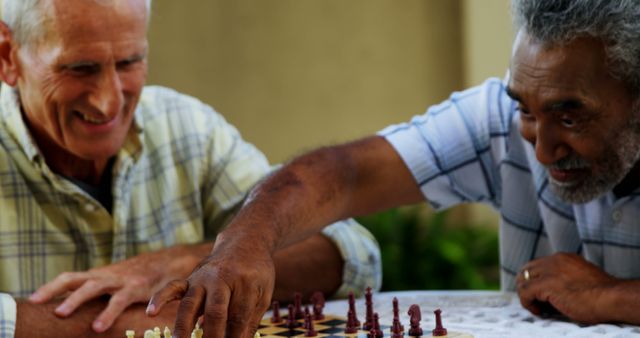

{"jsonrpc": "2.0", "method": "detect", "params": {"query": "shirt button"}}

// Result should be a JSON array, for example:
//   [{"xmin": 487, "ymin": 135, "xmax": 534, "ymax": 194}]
[
  {"xmin": 612, "ymin": 209, "xmax": 623, "ymax": 223},
  {"xmin": 85, "ymin": 203, "xmax": 97, "ymax": 212}
]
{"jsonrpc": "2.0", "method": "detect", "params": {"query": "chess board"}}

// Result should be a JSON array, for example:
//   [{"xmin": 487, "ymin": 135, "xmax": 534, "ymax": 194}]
[{"xmin": 258, "ymin": 315, "xmax": 474, "ymax": 338}]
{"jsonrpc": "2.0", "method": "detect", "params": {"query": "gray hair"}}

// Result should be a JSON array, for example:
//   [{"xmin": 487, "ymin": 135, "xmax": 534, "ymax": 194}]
[
  {"xmin": 1, "ymin": 0, "xmax": 152, "ymax": 47},
  {"xmin": 512, "ymin": 0, "xmax": 640, "ymax": 93}
]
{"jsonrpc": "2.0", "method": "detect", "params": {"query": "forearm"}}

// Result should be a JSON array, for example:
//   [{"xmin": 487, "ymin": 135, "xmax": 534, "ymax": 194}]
[
  {"xmin": 271, "ymin": 233, "xmax": 343, "ymax": 302},
  {"xmin": 601, "ymin": 279, "xmax": 640, "ymax": 324},
  {"xmin": 217, "ymin": 136, "xmax": 422, "ymax": 254},
  {"xmin": 15, "ymin": 299, "xmax": 179, "ymax": 338}
]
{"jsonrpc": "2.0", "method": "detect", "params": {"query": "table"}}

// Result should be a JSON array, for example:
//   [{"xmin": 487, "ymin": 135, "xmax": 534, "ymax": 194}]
[{"xmin": 321, "ymin": 290, "xmax": 640, "ymax": 337}]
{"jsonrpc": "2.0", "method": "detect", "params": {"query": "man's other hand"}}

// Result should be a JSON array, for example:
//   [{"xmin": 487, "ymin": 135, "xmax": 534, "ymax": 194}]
[
  {"xmin": 516, "ymin": 252, "xmax": 618, "ymax": 324},
  {"xmin": 29, "ymin": 243, "xmax": 211, "ymax": 333},
  {"xmin": 147, "ymin": 234, "xmax": 275, "ymax": 338}
]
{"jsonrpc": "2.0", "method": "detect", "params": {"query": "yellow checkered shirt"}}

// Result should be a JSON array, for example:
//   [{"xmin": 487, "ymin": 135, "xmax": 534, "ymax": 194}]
[{"xmin": 0, "ymin": 85, "xmax": 381, "ymax": 337}]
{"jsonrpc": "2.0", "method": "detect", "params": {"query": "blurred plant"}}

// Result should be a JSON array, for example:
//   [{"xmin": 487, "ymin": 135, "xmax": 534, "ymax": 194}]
[{"xmin": 357, "ymin": 206, "xmax": 499, "ymax": 291}]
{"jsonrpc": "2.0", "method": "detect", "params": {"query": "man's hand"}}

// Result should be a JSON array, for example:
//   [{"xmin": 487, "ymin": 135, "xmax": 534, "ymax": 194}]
[
  {"xmin": 29, "ymin": 243, "xmax": 212, "ymax": 333},
  {"xmin": 147, "ymin": 233, "xmax": 275, "ymax": 338},
  {"xmin": 516, "ymin": 252, "xmax": 619, "ymax": 324}
]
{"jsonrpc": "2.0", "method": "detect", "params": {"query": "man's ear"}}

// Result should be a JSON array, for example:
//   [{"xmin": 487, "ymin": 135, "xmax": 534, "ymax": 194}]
[{"xmin": 0, "ymin": 21, "xmax": 20, "ymax": 86}]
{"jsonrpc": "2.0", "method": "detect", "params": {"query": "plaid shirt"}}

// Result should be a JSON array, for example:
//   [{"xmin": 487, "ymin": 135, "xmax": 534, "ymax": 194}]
[
  {"xmin": 381, "ymin": 77, "xmax": 640, "ymax": 291},
  {"xmin": 0, "ymin": 85, "xmax": 381, "ymax": 337}
]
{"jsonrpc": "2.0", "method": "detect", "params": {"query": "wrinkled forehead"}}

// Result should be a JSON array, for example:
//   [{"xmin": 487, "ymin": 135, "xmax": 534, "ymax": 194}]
[{"xmin": 44, "ymin": 0, "xmax": 148, "ymax": 44}]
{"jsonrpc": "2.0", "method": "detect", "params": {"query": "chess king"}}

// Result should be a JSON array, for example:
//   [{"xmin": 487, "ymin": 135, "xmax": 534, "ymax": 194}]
[
  {"xmin": 149, "ymin": 0, "xmax": 640, "ymax": 336},
  {"xmin": 0, "ymin": 0, "xmax": 381, "ymax": 337}
]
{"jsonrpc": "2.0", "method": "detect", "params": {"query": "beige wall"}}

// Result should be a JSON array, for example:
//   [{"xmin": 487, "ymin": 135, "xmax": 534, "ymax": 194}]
[{"xmin": 147, "ymin": 0, "xmax": 513, "ymax": 224}]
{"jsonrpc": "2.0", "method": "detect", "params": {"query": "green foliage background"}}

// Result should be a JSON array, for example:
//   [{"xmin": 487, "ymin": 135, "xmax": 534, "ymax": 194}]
[{"xmin": 356, "ymin": 206, "xmax": 500, "ymax": 291}]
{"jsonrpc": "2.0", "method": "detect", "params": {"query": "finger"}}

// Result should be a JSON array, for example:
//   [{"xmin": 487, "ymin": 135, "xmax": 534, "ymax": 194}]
[
  {"xmin": 29, "ymin": 272, "xmax": 88, "ymax": 303},
  {"xmin": 224, "ymin": 282, "xmax": 260, "ymax": 338},
  {"xmin": 92, "ymin": 291, "xmax": 138, "ymax": 333},
  {"xmin": 201, "ymin": 287, "xmax": 231, "ymax": 338},
  {"xmin": 147, "ymin": 279, "xmax": 189, "ymax": 316},
  {"xmin": 246, "ymin": 287, "xmax": 271, "ymax": 338},
  {"xmin": 174, "ymin": 284, "xmax": 208, "ymax": 338},
  {"xmin": 54, "ymin": 279, "xmax": 114, "ymax": 317}
]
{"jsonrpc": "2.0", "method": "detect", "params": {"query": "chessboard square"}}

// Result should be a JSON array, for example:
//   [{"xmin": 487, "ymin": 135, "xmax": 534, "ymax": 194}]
[
  {"xmin": 320, "ymin": 319, "xmax": 347, "ymax": 326},
  {"xmin": 319, "ymin": 326, "xmax": 346, "ymax": 334},
  {"xmin": 257, "ymin": 326, "xmax": 293, "ymax": 335},
  {"xmin": 270, "ymin": 329, "xmax": 306, "ymax": 337},
  {"xmin": 313, "ymin": 324, "xmax": 331, "ymax": 330}
]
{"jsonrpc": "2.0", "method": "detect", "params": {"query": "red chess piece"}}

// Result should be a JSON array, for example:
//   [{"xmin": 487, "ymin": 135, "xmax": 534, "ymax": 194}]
[
  {"xmin": 367, "ymin": 313, "xmax": 383, "ymax": 338},
  {"xmin": 391, "ymin": 319, "xmax": 404, "ymax": 338},
  {"xmin": 310, "ymin": 291, "xmax": 325, "ymax": 320},
  {"xmin": 294, "ymin": 292, "xmax": 304, "ymax": 319},
  {"xmin": 392, "ymin": 297, "xmax": 404, "ymax": 331},
  {"xmin": 345, "ymin": 310, "xmax": 358, "ymax": 334},
  {"xmin": 407, "ymin": 304, "xmax": 423, "ymax": 336},
  {"xmin": 363, "ymin": 287, "xmax": 374, "ymax": 330},
  {"xmin": 304, "ymin": 313, "xmax": 318, "ymax": 337},
  {"xmin": 432, "ymin": 309, "xmax": 448, "ymax": 337},
  {"xmin": 287, "ymin": 304, "xmax": 299, "ymax": 329},
  {"xmin": 348, "ymin": 291, "xmax": 361, "ymax": 327},
  {"xmin": 271, "ymin": 300, "xmax": 282, "ymax": 324}
]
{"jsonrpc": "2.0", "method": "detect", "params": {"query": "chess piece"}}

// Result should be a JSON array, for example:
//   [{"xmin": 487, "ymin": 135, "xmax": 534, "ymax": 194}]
[
  {"xmin": 345, "ymin": 310, "xmax": 358, "ymax": 334},
  {"xmin": 407, "ymin": 304, "xmax": 423, "ymax": 336},
  {"xmin": 305, "ymin": 305, "xmax": 311, "ymax": 319},
  {"xmin": 192, "ymin": 323, "xmax": 203, "ymax": 338},
  {"xmin": 367, "ymin": 313, "xmax": 383, "ymax": 338},
  {"xmin": 126, "ymin": 330, "xmax": 135, "ymax": 338},
  {"xmin": 363, "ymin": 287, "xmax": 374, "ymax": 330},
  {"xmin": 392, "ymin": 297, "xmax": 404, "ymax": 331},
  {"xmin": 163, "ymin": 326, "xmax": 171, "ymax": 338},
  {"xmin": 144, "ymin": 330, "xmax": 155, "ymax": 338},
  {"xmin": 271, "ymin": 300, "xmax": 282, "ymax": 323},
  {"xmin": 304, "ymin": 313, "xmax": 318, "ymax": 337},
  {"xmin": 348, "ymin": 291, "xmax": 361, "ymax": 327},
  {"xmin": 391, "ymin": 320, "xmax": 404, "ymax": 338},
  {"xmin": 287, "ymin": 304, "xmax": 299, "ymax": 329},
  {"xmin": 432, "ymin": 309, "xmax": 448, "ymax": 337},
  {"xmin": 310, "ymin": 291, "xmax": 326, "ymax": 320},
  {"xmin": 294, "ymin": 292, "xmax": 304, "ymax": 319}
]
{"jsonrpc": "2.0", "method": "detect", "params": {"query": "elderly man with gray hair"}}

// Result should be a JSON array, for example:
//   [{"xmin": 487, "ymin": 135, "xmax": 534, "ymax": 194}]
[
  {"xmin": 0, "ymin": 0, "xmax": 382, "ymax": 337},
  {"xmin": 150, "ymin": 0, "xmax": 640, "ymax": 336}
]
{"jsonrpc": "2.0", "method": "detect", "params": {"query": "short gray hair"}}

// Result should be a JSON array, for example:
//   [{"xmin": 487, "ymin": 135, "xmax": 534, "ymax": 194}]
[
  {"xmin": 512, "ymin": 0, "xmax": 640, "ymax": 93},
  {"xmin": 1, "ymin": 0, "xmax": 152, "ymax": 47}
]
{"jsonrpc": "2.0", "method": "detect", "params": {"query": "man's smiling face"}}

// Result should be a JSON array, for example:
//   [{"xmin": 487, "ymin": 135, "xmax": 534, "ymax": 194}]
[{"xmin": 508, "ymin": 31, "xmax": 640, "ymax": 203}]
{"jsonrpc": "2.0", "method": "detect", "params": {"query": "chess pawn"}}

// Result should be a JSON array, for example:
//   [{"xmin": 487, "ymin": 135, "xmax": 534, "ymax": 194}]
[
  {"xmin": 407, "ymin": 304, "xmax": 423, "ymax": 336},
  {"xmin": 304, "ymin": 313, "xmax": 318, "ymax": 337},
  {"xmin": 367, "ymin": 313, "xmax": 383, "ymax": 338},
  {"xmin": 392, "ymin": 297, "xmax": 404, "ymax": 331},
  {"xmin": 363, "ymin": 287, "xmax": 374, "ymax": 330},
  {"xmin": 391, "ymin": 320, "xmax": 404, "ymax": 338},
  {"xmin": 310, "ymin": 291, "xmax": 326, "ymax": 320},
  {"xmin": 348, "ymin": 291, "xmax": 361, "ymax": 327},
  {"xmin": 432, "ymin": 309, "xmax": 448, "ymax": 337},
  {"xmin": 287, "ymin": 304, "xmax": 299, "ymax": 329},
  {"xmin": 345, "ymin": 310, "xmax": 359, "ymax": 334},
  {"xmin": 294, "ymin": 292, "xmax": 304, "ymax": 319},
  {"xmin": 271, "ymin": 300, "xmax": 282, "ymax": 323}
]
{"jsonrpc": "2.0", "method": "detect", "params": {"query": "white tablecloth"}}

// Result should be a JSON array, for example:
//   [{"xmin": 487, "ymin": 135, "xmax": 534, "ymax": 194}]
[{"xmin": 320, "ymin": 290, "xmax": 640, "ymax": 337}]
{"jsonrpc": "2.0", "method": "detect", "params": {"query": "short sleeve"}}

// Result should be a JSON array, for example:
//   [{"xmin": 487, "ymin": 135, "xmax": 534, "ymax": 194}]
[{"xmin": 379, "ymin": 78, "xmax": 516, "ymax": 210}]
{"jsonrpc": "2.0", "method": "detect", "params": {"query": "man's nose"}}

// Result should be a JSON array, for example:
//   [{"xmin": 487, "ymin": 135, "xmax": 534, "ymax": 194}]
[
  {"xmin": 89, "ymin": 68, "xmax": 124, "ymax": 117},
  {"xmin": 534, "ymin": 125, "xmax": 570, "ymax": 166}
]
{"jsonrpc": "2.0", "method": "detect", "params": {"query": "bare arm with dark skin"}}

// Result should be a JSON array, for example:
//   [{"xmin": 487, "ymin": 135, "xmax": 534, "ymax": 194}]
[
  {"xmin": 16, "ymin": 299, "xmax": 180, "ymax": 338},
  {"xmin": 148, "ymin": 136, "xmax": 423, "ymax": 338}
]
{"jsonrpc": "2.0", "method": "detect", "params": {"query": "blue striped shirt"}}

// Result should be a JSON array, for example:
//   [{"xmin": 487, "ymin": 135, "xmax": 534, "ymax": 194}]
[{"xmin": 381, "ymin": 78, "xmax": 640, "ymax": 290}]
